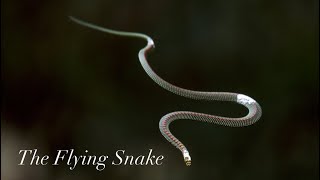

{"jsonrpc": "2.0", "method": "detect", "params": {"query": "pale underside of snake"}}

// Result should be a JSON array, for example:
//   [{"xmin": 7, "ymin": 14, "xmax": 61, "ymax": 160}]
[{"xmin": 70, "ymin": 16, "xmax": 262, "ymax": 166}]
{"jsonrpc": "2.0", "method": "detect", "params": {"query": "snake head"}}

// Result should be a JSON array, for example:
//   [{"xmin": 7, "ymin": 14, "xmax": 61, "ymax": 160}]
[
  {"xmin": 183, "ymin": 150, "xmax": 191, "ymax": 166},
  {"xmin": 184, "ymin": 157, "xmax": 191, "ymax": 166}
]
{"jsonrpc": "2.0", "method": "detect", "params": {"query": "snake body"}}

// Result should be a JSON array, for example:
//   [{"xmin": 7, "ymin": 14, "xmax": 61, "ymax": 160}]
[{"xmin": 70, "ymin": 17, "xmax": 262, "ymax": 166}]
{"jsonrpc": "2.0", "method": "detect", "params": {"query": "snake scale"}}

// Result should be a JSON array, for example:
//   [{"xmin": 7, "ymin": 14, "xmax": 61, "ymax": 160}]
[{"xmin": 70, "ymin": 16, "xmax": 262, "ymax": 166}]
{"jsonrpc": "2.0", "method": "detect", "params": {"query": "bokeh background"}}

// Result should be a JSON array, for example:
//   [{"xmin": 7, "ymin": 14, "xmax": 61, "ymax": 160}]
[{"xmin": 1, "ymin": 0, "xmax": 318, "ymax": 179}]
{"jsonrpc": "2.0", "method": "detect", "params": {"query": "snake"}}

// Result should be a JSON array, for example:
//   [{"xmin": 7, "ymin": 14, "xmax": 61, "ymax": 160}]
[{"xmin": 69, "ymin": 16, "xmax": 262, "ymax": 166}]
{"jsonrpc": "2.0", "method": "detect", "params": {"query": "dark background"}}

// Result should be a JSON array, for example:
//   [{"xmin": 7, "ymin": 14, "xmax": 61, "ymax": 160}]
[{"xmin": 1, "ymin": 0, "xmax": 318, "ymax": 179}]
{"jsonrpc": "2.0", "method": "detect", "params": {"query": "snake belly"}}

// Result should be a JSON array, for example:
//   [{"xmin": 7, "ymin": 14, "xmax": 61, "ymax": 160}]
[{"xmin": 70, "ymin": 16, "xmax": 262, "ymax": 166}]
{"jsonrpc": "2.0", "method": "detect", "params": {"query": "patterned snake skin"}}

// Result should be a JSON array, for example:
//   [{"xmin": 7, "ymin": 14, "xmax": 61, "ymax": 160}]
[{"xmin": 70, "ymin": 16, "xmax": 262, "ymax": 166}]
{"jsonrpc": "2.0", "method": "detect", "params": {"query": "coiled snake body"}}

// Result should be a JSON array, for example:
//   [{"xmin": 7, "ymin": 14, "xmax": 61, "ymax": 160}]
[{"xmin": 70, "ymin": 17, "xmax": 262, "ymax": 166}]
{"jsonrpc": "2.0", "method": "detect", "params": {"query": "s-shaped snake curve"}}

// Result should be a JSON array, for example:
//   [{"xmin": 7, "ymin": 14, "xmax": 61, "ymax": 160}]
[{"xmin": 70, "ymin": 16, "xmax": 262, "ymax": 166}]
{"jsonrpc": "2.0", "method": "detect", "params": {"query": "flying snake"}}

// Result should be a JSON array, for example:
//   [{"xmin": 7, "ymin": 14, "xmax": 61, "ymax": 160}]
[{"xmin": 70, "ymin": 16, "xmax": 262, "ymax": 166}]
